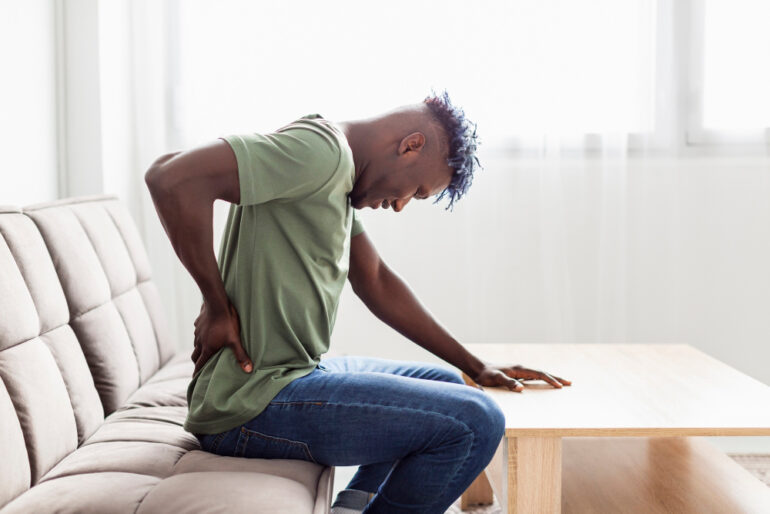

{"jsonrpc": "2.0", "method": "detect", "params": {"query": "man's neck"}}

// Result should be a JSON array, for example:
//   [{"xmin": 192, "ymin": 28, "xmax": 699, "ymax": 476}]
[{"xmin": 336, "ymin": 119, "xmax": 371, "ymax": 185}]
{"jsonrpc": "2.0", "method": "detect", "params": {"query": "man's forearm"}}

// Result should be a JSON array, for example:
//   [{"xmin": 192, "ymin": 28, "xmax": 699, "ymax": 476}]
[
  {"xmin": 355, "ymin": 264, "xmax": 487, "ymax": 378},
  {"xmin": 145, "ymin": 166, "xmax": 229, "ymax": 315}
]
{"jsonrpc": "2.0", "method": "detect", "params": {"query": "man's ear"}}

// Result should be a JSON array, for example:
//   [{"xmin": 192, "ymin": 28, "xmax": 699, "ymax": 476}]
[{"xmin": 398, "ymin": 132, "xmax": 426, "ymax": 155}]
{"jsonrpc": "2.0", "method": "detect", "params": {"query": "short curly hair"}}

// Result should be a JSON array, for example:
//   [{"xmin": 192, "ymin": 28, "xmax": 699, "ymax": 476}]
[{"xmin": 423, "ymin": 90, "xmax": 481, "ymax": 211}]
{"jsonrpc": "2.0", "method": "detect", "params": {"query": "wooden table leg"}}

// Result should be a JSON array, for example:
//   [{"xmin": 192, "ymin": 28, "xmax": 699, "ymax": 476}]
[
  {"xmin": 482, "ymin": 436, "xmax": 562, "ymax": 513},
  {"xmin": 460, "ymin": 371, "xmax": 496, "ymax": 509},
  {"xmin": 459, "ymin": 372, "xmax": 562, "ymax": 513}
]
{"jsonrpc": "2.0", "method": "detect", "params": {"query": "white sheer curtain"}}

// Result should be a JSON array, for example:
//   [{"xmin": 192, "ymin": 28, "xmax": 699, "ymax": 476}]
[
  {"xmin": 97, "ymin": 0, "xmax": 192, "ymax": 349},
  {"xmin": 167, "ymin": 0, "xmax": 670, "ymax": 346},
  {"xmin": 164, "ymin": 0, "xmax": 660, "ymax": 348},
  {"xmin": 94, "ymin": 0, "xmax": 770, "ymax": 398}
]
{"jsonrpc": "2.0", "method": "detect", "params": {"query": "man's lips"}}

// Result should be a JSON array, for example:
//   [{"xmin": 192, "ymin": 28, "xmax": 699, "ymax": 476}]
[{"xmin": 369, "ymin": 199, "xmax": 391, "ymax": 209}]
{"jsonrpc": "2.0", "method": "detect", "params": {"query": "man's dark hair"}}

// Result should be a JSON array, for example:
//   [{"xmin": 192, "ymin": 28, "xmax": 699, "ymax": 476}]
[{"xmin": 423, "ymin": 90, "xmax": 481, "ymax": 211}]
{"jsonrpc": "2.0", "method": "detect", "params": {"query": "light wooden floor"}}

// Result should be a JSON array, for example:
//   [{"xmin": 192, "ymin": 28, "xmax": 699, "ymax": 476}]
[{"xmin": 447, "ymin": 448, "xmax": 770, "ymax": 514}]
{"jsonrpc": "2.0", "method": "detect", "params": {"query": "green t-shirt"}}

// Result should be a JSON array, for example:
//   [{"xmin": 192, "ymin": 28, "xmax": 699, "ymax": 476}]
[{"xmin": 184, "ymin": 114, "xmax": 364, "ymax": 434}]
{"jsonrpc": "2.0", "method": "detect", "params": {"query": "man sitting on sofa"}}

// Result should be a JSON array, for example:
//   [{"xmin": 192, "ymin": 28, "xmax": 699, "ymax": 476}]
[{"xmin": 145, "ymin": 91, "xmax": 571, "ymax": 514}]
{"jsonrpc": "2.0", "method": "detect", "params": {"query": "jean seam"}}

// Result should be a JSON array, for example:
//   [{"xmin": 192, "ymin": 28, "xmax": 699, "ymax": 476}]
[
  {"xmin": 241, "ymin": 426, "xmax": 318, "ymax": 464},
  {"xmin": 428, "ymin": 431, "xmax": 476, "ymax": 509},
  {"xmin": 235, "ymin": 427, "xmax": 249, "ymax": 457},
  {"xmin": 376, "ymin": 431, "xmax": 476, "ymax": 512},
  {"xmin": 250, "ymin": 402, "xmax": 476, "ymax": 472},
  {"xmin": 269, "ymin": 401, "xmax": 327, "ymax": 406},
  {"xmin": 265, "ymin": 401, "xmax": 475, "ymax": 448},
  {"xmin": 209, "ymin": 431, "xmax": 227, "ymax": 454},
  {"xmin": 324, "ymin": 402, "xmax": 475, "ymax": 511},
  {"xmin": 301, "ymin": 401, "xmax": 475, "ymax": 434}
]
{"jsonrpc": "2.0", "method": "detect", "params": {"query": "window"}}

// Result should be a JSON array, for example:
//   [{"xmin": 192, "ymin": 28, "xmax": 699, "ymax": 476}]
[
  {"xmin": 171, "ymin": 0, "xmax": 768, "ymax": 151},
  {"xmin": 702, "ymin": 0, "xmax": 770, "ymax": 131}
]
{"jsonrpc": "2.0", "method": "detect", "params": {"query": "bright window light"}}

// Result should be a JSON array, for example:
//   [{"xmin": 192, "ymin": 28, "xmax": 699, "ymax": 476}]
[
  {"xmin": 703, "ymin": 0, "xmax": 770, "ymax": 130},
  {"xmin": 176, "ymin": 0, "xmax": 656, "ymax": 146}
]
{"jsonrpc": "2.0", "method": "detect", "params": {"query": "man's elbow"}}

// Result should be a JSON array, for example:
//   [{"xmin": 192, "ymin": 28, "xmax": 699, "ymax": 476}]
[
  {"xmin": 143, "ymin": 166, "xmax": 163, "ymax": 192},
  {"xmin": 144, "ymin": 152, "xmax": 180, "ymax": 193}
]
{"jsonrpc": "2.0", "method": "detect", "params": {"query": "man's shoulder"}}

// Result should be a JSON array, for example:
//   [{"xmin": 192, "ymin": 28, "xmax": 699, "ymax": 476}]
[{"xmin": 275, "ymin": 114, "xmax": 352, "ymax": 182}]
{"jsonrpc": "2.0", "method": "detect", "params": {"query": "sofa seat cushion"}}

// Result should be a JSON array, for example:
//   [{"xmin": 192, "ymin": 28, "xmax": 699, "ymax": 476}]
[
  {"xmin": 173, "ymin": 450, "xmax": 326, "ymax": 495},
  {"xmin": 119, "ymin": 353, "xmax": 192, "ymax": 409},
  {"xmin": 24, "ymin": 398, "xmax": 332, "ymax": 513},
  {"xmin": 0, "ymin": 472, "xmax": 161, "ymax": 514},
  {"xmin": 122, "ymin": 375, "xmax": 189, "ymax": 409},
  {"xmin": 39, "ymin": 405, "xmax": 196, "ymax": 484},
  {"xmin": 85, "ymin": 405, "xmax": 199, "ymax": 449},
  {"xmin": 41, "ymin": 441, "xmax": 187, "ymax": 482},
  {"xmin": 137, "ymin": 471, "xmax": 320, "ymax": 514}
]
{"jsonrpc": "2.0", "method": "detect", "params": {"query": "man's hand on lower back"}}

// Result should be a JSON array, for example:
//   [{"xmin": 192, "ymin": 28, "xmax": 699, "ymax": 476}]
[
  {"xmin": 191, "ymin": 300, "xmax": 253, "ymax": 376},
  {"xmin": 472, "ymin": 364, "xmax": 572, "ymax": 393}
]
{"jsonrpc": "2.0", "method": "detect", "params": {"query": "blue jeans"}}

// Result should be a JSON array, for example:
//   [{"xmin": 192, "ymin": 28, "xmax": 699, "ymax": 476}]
[{"xmin": 196, "ymin": 356, "xmax": 506, "ymax": 513}]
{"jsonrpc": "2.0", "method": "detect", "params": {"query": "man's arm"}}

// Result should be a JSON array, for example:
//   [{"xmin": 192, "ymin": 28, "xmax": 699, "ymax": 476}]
[
  {"xmin": 348, "ymin": 231, "xmax": 571, "ymax": 391},
  {"xmin": 144, "ymin": 139, "xmax": 252, "ymax": 374},
  {"xmin": 348, "ymin": 231, "xmax": 487, "ymax": 377}
]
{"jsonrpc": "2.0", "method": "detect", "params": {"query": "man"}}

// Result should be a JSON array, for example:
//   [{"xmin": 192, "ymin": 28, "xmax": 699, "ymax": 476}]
[{"xmin": 145, "ymin": 91, "xmax": 571, "ymax": 514}]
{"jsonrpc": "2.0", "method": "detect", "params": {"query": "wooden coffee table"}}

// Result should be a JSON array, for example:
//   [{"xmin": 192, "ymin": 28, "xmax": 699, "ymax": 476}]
[{"xmin": 458, "ymin": 344, "xmax": 770, "ymax": 513}]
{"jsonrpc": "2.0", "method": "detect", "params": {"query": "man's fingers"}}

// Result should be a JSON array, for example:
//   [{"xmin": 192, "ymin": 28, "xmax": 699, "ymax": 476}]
[
  {"xmin": 508, "ymin": 378, "xmax": 524, "ymax": 392},
  {"xmin": 499, "ymin": 372, "xmax": 523, "ymax": 392},
  {"xmin": 228, "ymin": 341, "xmax": 252, "ymax": 373},
  {"xmin": 194, "ymin": 348, "xmax": 215, "ymax": 376},
  {"xmin": 503, "ymin": 367, "xmax": 532, "ymax": 381},
  {"xmin": 502, "ymin": 366, "xmax": 570, "ymax": 389},
  {"xmin": 541, "ymin": 372, "xmax": 563, "ymax": 388},
  {"xmin": 228, "ymin": 302, "xmax": 240, "ymax": 322}
]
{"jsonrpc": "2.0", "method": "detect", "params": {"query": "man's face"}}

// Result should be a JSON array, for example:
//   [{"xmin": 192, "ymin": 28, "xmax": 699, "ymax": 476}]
[{"xmin": 350, "ymin": 154, "xmax": 453, "ymax": 212}]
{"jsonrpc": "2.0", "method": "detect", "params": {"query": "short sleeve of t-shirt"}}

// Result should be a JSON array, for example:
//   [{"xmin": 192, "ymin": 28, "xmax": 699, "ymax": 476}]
[
  {"xmin": 222, "ymin": 122, "xmax": 341, "ymax": 206},
  {"xmin": 351, "ymin": 209, "xmax": 365, "ymax": 237}
]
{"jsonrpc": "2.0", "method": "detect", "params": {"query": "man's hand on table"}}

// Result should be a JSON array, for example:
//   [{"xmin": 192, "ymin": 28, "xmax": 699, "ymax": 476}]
[
  {"xmin": 472, "ymin": 365, "xmax": 571, "ymax": 393},
  {"xmin": 191, "ymin": 300, "xmax": 253, "ymax": 376}
]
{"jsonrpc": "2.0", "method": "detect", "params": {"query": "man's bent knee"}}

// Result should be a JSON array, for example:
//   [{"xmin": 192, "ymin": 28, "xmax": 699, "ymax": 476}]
[
  {"xmin": 459, "ymin": 390, "xmax": 506, "ymax": 453},
  {"xmin": 435, "ymin": 366, "xmax": 465, "ymax": 385}
]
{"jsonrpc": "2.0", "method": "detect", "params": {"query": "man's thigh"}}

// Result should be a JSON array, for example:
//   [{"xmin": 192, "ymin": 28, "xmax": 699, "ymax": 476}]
[
  {"xmin": 210, "ymin": 366, "xmax": 488, "ymax": 467},
  {"xmin": 318, "ymin": 355, "xmax": 464, "ymax": 384}
]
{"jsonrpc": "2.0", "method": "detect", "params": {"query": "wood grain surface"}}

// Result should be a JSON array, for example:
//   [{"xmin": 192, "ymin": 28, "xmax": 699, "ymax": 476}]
[{"xmin": 463, "ymin": 343, "xmax": 770, "ymax": 437}]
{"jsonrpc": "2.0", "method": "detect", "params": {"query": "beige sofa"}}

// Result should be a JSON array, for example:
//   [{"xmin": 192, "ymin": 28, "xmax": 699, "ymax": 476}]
[{"xmin": 0, "ymin": 195, "xmax": 334, "ymax": 513}]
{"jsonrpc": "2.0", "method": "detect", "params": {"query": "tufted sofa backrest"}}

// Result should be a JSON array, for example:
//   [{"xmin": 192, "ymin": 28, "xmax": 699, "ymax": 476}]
[{"xmin": 0, "ymin": 195, "xmax": 175, "ymax": 507}]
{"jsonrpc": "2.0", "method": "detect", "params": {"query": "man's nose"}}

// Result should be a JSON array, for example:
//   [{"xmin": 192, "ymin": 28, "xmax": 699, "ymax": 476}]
[{"xmin": 393, "ymin": 196, "xmax": 411, "ymax": 212}]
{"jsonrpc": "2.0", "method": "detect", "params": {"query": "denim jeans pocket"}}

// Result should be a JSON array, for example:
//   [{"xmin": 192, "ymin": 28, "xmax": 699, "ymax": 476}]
[
  {"xmin": 198, "ymin": 430, "xmax": 229, "ymax": 455},
  {"xmin": 235, "ymin": 426, "xmax": 317, "ymax": 464}
]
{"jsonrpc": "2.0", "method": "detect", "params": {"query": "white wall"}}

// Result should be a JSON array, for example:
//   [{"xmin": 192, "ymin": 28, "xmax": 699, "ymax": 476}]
[{"xmin": 0, "ymin": 1, "xmax": 59, "ymax": 206}]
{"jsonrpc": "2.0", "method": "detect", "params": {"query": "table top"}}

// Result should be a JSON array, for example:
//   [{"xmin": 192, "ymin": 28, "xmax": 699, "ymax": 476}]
[{"xmin": 462, "ymin": 343, "xmax": 770, "ymax": 437}]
